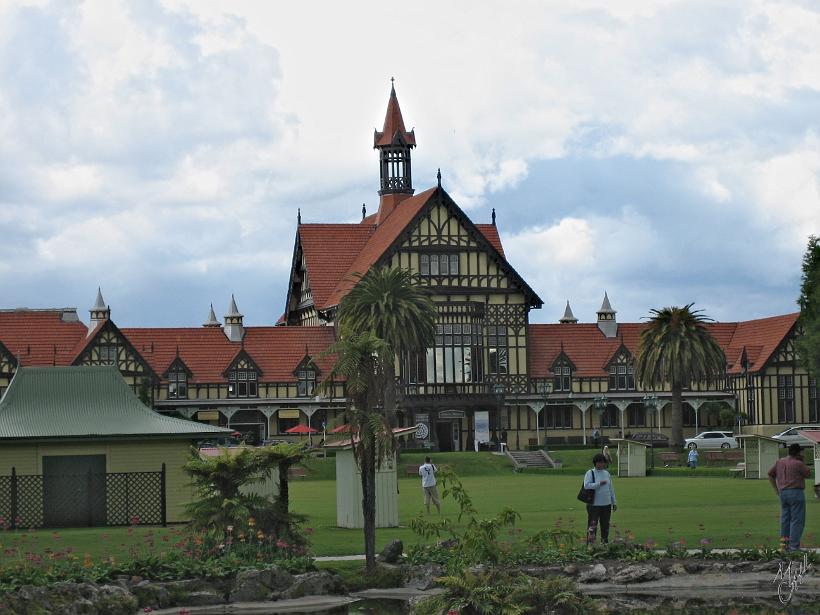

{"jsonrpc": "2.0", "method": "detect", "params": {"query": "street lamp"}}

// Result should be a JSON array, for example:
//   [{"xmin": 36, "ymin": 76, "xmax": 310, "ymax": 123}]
[
  {"xmin": 537, "ymin": 380, "xmax": 552, "ymax": 449},
  {"xmin": 643, "ymin": 394, "xmax": 658, "ymax": 469},
  {"xmin": 594, "ymin": 395, "xmax": 608, "ymax": 447}
]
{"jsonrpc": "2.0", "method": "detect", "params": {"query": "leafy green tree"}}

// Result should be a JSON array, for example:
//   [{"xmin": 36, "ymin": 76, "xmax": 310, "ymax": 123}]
[
  {"xmin": 796, "ymin": 235, "xmax": 820, "ymax": 379},
  {"xmin": 337, "ymin": 267, "xmax": 436, "ymax": 427},
  {"xmin": 183, "ymin": 443, "xmax": 308, "ymax": 540},
  {"xmin": 635, "ymin": 304, "xmax": 726, "ymax": 448}
]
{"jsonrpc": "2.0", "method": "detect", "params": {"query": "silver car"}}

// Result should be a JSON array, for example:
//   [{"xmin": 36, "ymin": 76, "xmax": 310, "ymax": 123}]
[
  {"xmin": 771, "ymin": 425, "xmax": 820, "ymax": 448},
  {"xmin": 684, "ymin": 431, "xmax": 739, "ymax": 450}
]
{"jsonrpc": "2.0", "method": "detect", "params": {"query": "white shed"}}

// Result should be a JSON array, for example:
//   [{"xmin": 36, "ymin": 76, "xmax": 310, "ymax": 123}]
[
  {"xmin": 799, "ymin": 430, "xmax": 820, "ymax": 493},
  {"xmin": 611, "ymin": 438, "xmax": 650, "ymax": 477},
  {"xmin": 735, "ymin": 434, "xmax": 780, "ymax": 480},
  {"xmin": 325, "ymin": 426, "xmax": 417, "ymax": 529}
]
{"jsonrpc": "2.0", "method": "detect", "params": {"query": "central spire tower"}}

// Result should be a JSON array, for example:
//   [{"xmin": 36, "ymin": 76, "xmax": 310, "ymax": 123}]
[{"xmin": 374, "ymin": 80, "xmax": 416, "ymax": 222}]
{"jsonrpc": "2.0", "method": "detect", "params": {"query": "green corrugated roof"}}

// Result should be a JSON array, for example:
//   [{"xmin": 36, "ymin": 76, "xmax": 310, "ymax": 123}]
[{"xmin": 0, "ymin": 366, "xmax": 232, "ymax": 440}]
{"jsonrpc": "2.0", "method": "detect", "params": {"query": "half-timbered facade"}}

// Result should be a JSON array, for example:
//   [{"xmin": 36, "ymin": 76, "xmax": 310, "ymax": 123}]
[{"xmin": 1, "ymin": 85, "xmax": 816, "ymax": 450}]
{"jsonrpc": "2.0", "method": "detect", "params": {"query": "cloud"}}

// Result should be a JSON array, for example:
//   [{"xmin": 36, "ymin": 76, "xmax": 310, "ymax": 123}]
[{"xmin": 1, "ymin": 0, "xmax": 818, "ymax": 327}]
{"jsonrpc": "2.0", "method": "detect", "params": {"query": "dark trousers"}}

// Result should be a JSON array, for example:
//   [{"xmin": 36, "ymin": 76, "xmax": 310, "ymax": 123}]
[{"xmin": 586, "ymin": 504, "xmax": 612, "ymax": 544}]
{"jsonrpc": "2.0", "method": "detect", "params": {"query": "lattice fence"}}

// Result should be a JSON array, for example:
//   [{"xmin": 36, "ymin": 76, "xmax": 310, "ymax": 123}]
[{"xmin": 0, "ymin": 467, "xmax": 165, "ymax": 529}]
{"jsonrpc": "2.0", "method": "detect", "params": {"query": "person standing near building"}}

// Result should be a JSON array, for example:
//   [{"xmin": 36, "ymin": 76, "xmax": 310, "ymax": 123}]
[
  {"xmin": 419, "ymin": 456, "xmax": 441, "ymax": 514},
  {"xmin": 584, "ymin": 453, "xmax": 617, "ymax": 544},
  {"xmin": 767, "ymin": 443, "xmax": 811, "ymax": 551},
  {"xmin": 687, "ymin": 447, "xmax": 698, "ymax": 469}
]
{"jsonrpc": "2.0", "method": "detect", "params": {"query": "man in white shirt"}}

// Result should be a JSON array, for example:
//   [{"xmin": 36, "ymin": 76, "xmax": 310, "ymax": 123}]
[{"xmin": 418, "ymin": 456, "xmax": 441, "ymax": 514}]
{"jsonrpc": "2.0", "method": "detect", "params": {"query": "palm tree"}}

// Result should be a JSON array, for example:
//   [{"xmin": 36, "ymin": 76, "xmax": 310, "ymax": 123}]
[
  {"xmin": 324, "ymin": 331, "xmax": 395, "ymax": 571},
  {"xmin": 325, "ymin": 267, "xmax": 436, "ymax": 572},
  {"xmin": 635, "ymin": 304, "xmax": 726, "ymax": 449},
  {"xmin": 337, "ymin": 267, "xmax": 437, "ymax": 427}
]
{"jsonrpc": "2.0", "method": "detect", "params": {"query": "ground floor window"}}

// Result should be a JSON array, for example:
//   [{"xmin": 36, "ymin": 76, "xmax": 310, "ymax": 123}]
[
  {"xmin": 627, "ymin": 405, "xmax": 645, "ymax": 427},
  {"xmin": 539, "ymin": 405, "xmax": 572, "ymax": 429},
  {"xmin": 778, "ymin": 375, "xmax": 795, "ymax": 423},
  {"xmin": 600, "ymin": 406, "xmax": 619, "ymax": 428}
]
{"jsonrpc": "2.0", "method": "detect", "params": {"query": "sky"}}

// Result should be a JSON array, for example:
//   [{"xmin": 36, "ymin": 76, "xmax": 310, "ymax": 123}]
[{"xmin": 1, "ymin": 0, "xmax": 819, "ymax": 328}]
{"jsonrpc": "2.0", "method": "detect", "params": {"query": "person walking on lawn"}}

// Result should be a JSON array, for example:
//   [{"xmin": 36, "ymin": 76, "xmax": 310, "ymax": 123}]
[
  {"xmin": 687, "ymin": 447, "xmax": 698, "ymax": 469},
  {"xmin": 584, "ymin": 453, "xmax": 617, "ymax": 544},
  {"xmin": 419, "ymin": 456, "xmax": 441, "ymax": 514},
  {"xmin": 768, "ymin": 443, "xmax": 811, "ymax": 552}
]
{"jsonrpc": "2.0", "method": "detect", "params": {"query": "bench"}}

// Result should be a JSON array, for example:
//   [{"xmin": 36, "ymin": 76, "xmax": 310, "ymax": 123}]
[
  {"xmin": 405, "ymin": 464, "xmax": 421, "ymax": 476},
  {"xmin": 729, "ymin": 462, "xmax": 746, "ymax": 477},
  {"xmin": 659, "ymin": 452, "xmax": 682, "ymax": 467},
  {"xmin": 287, "ymin": 467, "xmax": 307, "ymax": 479},
  {"xmin": 704, "ymin": 450, "xmax": 745, "ymax": 463}
]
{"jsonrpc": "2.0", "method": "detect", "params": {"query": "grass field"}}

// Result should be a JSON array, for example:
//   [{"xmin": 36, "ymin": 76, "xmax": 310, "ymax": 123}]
[{"xmin": 1, "ymin": 451, "xmax": 816, "ymax": 563}]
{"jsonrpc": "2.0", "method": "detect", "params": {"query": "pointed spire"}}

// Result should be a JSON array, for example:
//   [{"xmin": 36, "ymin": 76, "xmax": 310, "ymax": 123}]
[
  {"xmin": 597, "ymin": 292, "xmax": 618, "ymax": 337},
  {"xmin": 437, "ymin": 168, "xmax": 441, "ymax": 187},
  {"xmin": 599, "ymin": 292, "xmax": 615, "ymax": 314},
  {"xmin": 374, "ymin": 80, "xmax": 416, "ymax": 148},
  {"xmin": 203, "ymin": 303, "xmax": 220, "ymax": 327},
  {"xmin": 559, "ymin": 301, "xmax": 578, "ymax": 324},
  {"xmin": 491, "ymin": 208, "xmax": 496, "ymax": 227},
  {"xmin": 223, "ymin": 295, "xmax": 244, "ymax": 342},
  {"xmin": 362, "ymin": 203, "xmax": 366, "ymax": 220},
  {"xmin": 89, "ymin": 287, "xmax": 110, "ymax": 335},
  {"xmin": 93, "ymin": 287, "xmax": 106, "ymax": 310},
  {"xmin": 297, "ymin": 208, "xmax": 302, "ymax": 225},
  {"xmin": 226, "ymin": 294, "xmax": 242, "ymax": 317}
]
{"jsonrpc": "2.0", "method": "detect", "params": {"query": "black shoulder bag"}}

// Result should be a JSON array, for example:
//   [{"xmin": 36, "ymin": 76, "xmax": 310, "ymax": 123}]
[{"xmin": 576, "ymin": 469, "xmax": 596, "ymax": 504}]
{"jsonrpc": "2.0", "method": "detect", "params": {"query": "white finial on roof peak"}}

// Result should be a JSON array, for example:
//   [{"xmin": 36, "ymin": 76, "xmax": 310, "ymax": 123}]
[
  {"xmin": 89, "ymin": 287, "xmax": 110, "ymax": 335},
  {"xmin": 93, "ymin": 287, "xmax": 106, "ymax": 310}
]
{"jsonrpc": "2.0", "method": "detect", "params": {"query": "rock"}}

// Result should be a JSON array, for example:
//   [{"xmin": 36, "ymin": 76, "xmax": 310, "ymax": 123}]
[
  {"xmin": 578, "ymin": 563, "xmax": 608, "ymax": 583},
  {"xmin": 669, "ymin": 563, "xmax": 688, "ymax": 575},
  {"xmin": 377, "ymin": 539, "xmax": 404, "ymax": 564},
  {"xmin": 184, "ymin": 591, "xmax": 227, "ymax": 606},
  {"xmin": 683, "ymin": 561, "xmax": 705, "ymax": 573},
  {"xmin": 562, "ymin": 564, "xmax": 579, "ymax": 575},
  {"xmin": 132, "ymin": 581, "xmax": 172, "ymax": 609},
  {"xmin": 404, "ymin": 563, "xmax": 444, "ymax": 590},
  {"xmin": 229, "ymin": 566, "xmax": 294, "ymax": 602},
  {"xmin": 282, "ymin": 572, "xmax": 346, "ymax": 599},
  {"xmin": 92, "ymin": 585, "xmax": 138, "ymax": 615},
  {"xmin": 611, "ymin": 563, "xmax": 663, "ymax": 584}
]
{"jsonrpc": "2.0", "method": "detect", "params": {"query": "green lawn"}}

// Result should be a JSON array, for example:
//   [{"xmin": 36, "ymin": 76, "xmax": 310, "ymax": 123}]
[{"xmin": 1, "ymin": 452, "xmax": 816, "ymax": 563}]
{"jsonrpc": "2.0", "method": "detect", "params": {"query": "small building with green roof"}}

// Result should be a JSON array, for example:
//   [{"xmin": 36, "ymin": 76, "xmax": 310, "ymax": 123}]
[{"xmin": 0, "ymin": 366, "xmax": 231, "ymax": 527}]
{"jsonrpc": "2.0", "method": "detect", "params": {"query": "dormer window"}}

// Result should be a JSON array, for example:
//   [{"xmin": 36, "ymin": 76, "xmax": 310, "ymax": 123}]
[
  {"xmin": 420, "ymin": 253, "xmax": 460, "ymax": 277},
  {"xmin": 229, "ymin": 369, "xmax": 258, "ymax": 398},
  {"xmin": 168, "ymin": 366, "xmax": 188, "ymax": 399},
  {"xmin": 608, "ymin": 363, "xmax": 635, "ymax": 391},
  {"xmin": 297, "ymin": 369, "xmax": 316, "ymax": 397},
  {"xmin": 551, "ymin": 354, "xmax": 574, "ymax": 392},
  {"xmin": 99, "ymin": 344, "xmax": 117, "ymax": 366}
]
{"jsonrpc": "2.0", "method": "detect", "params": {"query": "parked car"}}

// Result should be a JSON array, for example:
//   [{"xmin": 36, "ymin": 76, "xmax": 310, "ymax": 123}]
[
  {"xmin": 771, "ymin": 425, "xmax": 820, "ymax": 448},
  {"xmin": 630, "ymin": 432, "xmax": 670, "ymax": 448},
  {"xmin": 684, "ymin": 431, "xmax": 738, "ymax": 450}
]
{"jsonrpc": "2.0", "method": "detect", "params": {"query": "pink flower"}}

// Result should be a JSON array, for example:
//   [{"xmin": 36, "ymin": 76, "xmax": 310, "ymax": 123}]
[{"xmin": 276, "ymin": 539, "xmax": 289, "ymax": 549}]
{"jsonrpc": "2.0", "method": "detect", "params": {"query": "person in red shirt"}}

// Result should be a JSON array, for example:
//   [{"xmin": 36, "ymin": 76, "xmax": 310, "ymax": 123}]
[{"xmin": 768, "ymin": 443, "xmax": 811, "ymax": 551}]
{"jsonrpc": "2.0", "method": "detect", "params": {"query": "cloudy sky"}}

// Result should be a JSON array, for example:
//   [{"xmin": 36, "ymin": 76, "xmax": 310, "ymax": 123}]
[{"xmin": 1, "ymin": 0, "xmax": 818, "ymax": 327}]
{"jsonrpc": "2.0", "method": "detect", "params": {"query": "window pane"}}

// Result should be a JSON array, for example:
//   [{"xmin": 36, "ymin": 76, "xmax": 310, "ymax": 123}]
[
  {"xmin": 430, "ymin": 257, "xmax": 439, "ymax": 275},
  {"xmin": 440, "ymin": 254, "xmax": 449, "ymax": 275},
  {"xmin": 450, "ymin": 254, "xmax": 459, "ymax": 274},
  {"xmin": 420, "ymin": 254, "xmax": 429, "ymax": 275},
  {"xmin": 238, "ymin": 381, "xmax": 247, "ymax": 397}
]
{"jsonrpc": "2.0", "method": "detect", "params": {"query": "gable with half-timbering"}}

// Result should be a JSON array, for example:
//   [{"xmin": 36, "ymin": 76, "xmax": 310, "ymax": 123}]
[{"xmin": 74, "ymin": 323, "xmax": 155, "ymax": 391}]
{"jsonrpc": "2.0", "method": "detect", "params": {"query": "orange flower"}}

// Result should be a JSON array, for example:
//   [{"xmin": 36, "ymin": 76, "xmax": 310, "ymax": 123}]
[{"xmin": 248, "ymin": 517, "xmax": 256, "ymax": 528}]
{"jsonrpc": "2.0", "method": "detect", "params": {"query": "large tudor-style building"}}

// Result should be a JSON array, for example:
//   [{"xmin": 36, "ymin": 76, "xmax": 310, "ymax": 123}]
[{"xmin": 1, "ymin": 86, "xmax": 818, "ymax": 450}]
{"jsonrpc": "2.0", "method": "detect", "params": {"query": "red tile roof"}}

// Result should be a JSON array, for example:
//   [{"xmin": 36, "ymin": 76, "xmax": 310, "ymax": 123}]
[
  {"xmin": 324, "ymin": 188, "xmax": 437, "ymax": 308},
  {"xmin": 723, "ymin": 313, "xmax": 799, "ymax": 374},
  {"xmin": 528, "ymin": 313, "xmax": 799, "ymax": 378},
  {"xmin": 121, "ymin": 326, "xmax": 338, "ymax": 383},
  {"xmin": 299, "ymin": 223, "xmax": 375, "ymax": 311},
  {"xmin": 475, "ymin": 224, "xmax": 505, "ymax": 257},
  {"xmin": 0, "ymin": 310, "xmax": 87, "ymax": 367},
  {"xmin": 300, "ymin": 190, "xmax": 509, "ymax": 311}
]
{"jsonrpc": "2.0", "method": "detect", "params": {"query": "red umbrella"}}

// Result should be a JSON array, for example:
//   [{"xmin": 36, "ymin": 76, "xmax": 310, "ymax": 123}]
[{"xmin": 285, "ymin": 424, "xmax": 318, "ymax": 434}]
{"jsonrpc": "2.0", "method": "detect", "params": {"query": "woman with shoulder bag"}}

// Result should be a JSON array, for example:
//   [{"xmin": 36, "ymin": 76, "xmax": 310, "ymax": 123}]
[{"xmin": 583, "ymin": 453, "xmax": 617, "ymax": 545}]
